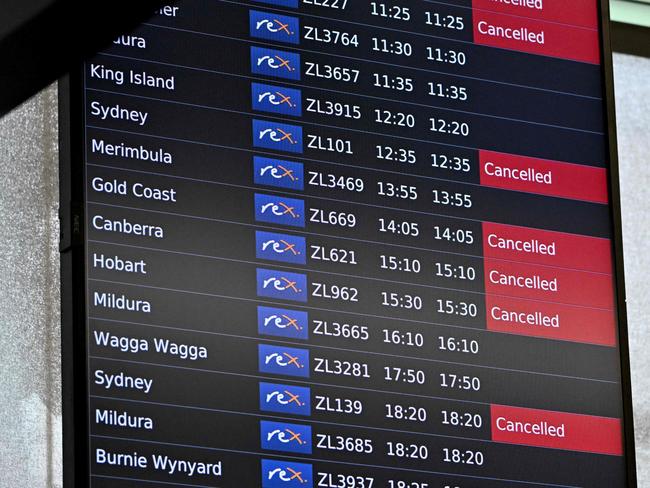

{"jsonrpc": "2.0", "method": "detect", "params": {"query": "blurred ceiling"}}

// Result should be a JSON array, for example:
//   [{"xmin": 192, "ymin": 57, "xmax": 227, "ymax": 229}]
[
  {"xmin": 611, "ymin": 0, "xmax": 650, "ymax": 57},
  {"xmin": 612, "ymin": 0, "xmax": 650, "ymax": 28}
]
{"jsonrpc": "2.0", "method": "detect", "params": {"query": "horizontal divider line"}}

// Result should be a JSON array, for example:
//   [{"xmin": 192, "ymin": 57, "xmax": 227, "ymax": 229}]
[
  {"xmin": 165, "ymin": 0, "xmax": 603, "ymax": 100},
  {"xmin": 86, "ymin": 202, "xmax": 616, "ymax": 312},
  {"xmin": 91, "ymin": 473, "xmax": 219, "ymax": 488},
  {"xmin": 87, "ymin": 315, "xmax": 620, "ymax": 383},
  {"xmin": 84, "ymin": 169, "xmax": 609, "ymax": 243},
  {"xmin": 89, "ymin": 431, "xmax": 584, "ymax": 487},
  {"xmin": 86, "ymin": 161, "xmax": 614, "ymax": 276},
  {"xmin": 95, "ymin": 49, "xmax": 604, "ymax": 144},
  {"xmin": 90, "ymin": 393, "xmax": 613, "ymax": 449},
  {"xmin": 91, "ymin": 394, "xmax": 493, "ymax": 443}
]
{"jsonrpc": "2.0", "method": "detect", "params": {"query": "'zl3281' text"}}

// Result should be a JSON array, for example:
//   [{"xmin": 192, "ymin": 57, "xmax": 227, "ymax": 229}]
[{"xmin": 314, "ymin": 358, "xmax": 370, "ymax": 377}]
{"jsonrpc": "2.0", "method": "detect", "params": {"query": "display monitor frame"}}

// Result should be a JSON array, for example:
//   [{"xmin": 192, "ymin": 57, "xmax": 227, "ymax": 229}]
[{"xmin": 59, "ymin": 1, "xmax": 637, "ymax": 486}]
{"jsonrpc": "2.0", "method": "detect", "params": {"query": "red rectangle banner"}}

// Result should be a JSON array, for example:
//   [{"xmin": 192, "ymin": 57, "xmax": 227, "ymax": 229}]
[
  {"xmin": 486, "ymin": 294, "xmax": 617, "ymax": 346},
  {"xmin": 491, "ymin": 404, "xmax": 623, "ymax": 455},
  {"xmin": 479, "ymin": 150, "xmax": 608, "ymax": 203},
  {"xmin": 472, "ymin": 0, "xmax": 599, "ymax": 29},
  {"xmin": 473, "ymin": 10, "xmax": 600, "ymax": 64},
  {"xmin": 482, "ymin": 222, "xmax": 613, "ymax": 274},
  {"xmin": 484, "ymin": 259, "xmax": 614, "ymax": 309}
]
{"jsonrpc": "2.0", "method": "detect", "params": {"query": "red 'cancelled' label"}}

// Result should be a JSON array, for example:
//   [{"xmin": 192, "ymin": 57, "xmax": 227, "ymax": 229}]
[{"xmin": 491, "ymin": 404, "xmax": 623, "ymax": 455}]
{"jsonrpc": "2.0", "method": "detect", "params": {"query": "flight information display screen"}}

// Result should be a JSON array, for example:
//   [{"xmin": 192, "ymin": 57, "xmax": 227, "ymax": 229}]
[{"xmin": 71, "ymin": 0, "xmax": 633, "ymax": 486}]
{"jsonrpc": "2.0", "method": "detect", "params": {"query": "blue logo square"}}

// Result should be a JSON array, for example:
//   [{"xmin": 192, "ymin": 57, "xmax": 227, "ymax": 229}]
[
  {"xmin": 261, "ymin": 420, "xmax": 312, "ymax": 454},
  {"xmin": 254, "ymin": 156, "xmax": 304, "ymax": 190},
  {"xmin": 257, "ymin": 268, "xmax": 308, "ymax": 302},
  {"xmin": 253, "ymin": 119, "xmax": 303, "ymax": 153},
  {"xmin": 259, "ymin": 382, "xmax": 311, "ymax": 416},
  {"xmin": 261, "ymin": 459, "xmax": 313, "ymax": 487},
  {"xmin": 259, "ymin": 344, "xmax": 310, "ymax": 377},
  {"xmin": 252, "ymin": 83, "xmax": 302, "ymax": 117},
  {"xmin": 256, "ymin": 231, "xmax": 306, "ymax": 265},
  {"xmin": 251, "ymin": 47, "xmax": 301, "ymax": 80},
  {"xmin": 250, "ymin": 10, "xmax": 300, "ymax": 45},
  {"xmin": 254, "ymin": 193, "xmax": 305, "ymax": 228},
  {"xmin": 258, "ymin": 305, "xmax": 309, "ymax": 339}
]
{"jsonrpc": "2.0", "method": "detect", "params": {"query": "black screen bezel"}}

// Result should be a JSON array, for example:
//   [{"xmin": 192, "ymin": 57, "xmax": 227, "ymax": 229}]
[{"xmin": 58, "ymin": 1, "xmax": 638, "ymax": 486}]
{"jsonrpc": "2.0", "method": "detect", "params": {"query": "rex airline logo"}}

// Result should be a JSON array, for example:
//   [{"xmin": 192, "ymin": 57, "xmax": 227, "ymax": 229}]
[
  {"xmin": 253, "ymin": 119, "xmax": 303, "ymax": 153},
  {"xmin": 258, "ymin": 305, "xmax": 309, "ymax": 340},
  {"xmin": 261, "ymin": 420, "xmax": 312, "ymax": 454},
  {"xmin": 250, "ymin": 10, "xmax": 300, "ymax": 44},
  {"xmin": 254, "ymin": 156, "xmax": 304, "ymax": 190},
  {"xmin": 257, "ymin": 268, "xmax": 307, "ymax": 302},
  {"xmin": 252, "ymin": 83, "xmax": 302, "ymax": 116},
  {"xmin": 262, "ymin": 459, "xmax": 313, "ymax": 487},
  {"xmin": 259, "ymin": 382, "xmax": 311, "ymax": 415},
  {"xmin": 259, "ymin": 344, "xmax": 309, "ymax": 377},
  {"xmin": 251, "ymin": 47, "xmax": 301, "ymax": 80},
  {"xmin": 255, "ymin": 193, "xmax": 305, "ymax": 227},
  {"xmin": 256, "ymin": 231, "xmax": 306, "ymax": 265}
]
